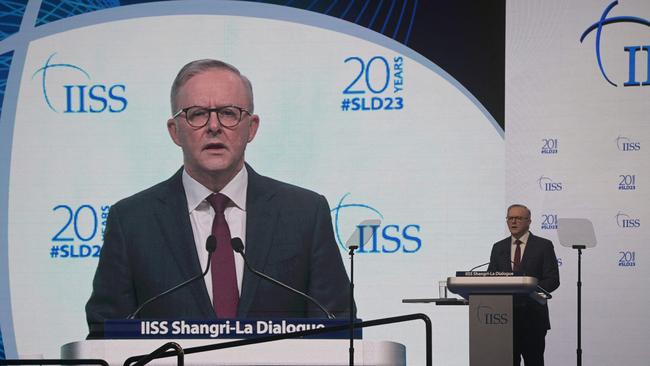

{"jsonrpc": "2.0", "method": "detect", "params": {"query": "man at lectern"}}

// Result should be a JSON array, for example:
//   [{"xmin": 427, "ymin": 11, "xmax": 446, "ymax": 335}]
[
  {"xmin": 85, "ymin": 59, "xmax": 352, "ymax": 337},
  {"xmin": 488, "ymin": 204, "xmax": 560, "ymax": 366}
]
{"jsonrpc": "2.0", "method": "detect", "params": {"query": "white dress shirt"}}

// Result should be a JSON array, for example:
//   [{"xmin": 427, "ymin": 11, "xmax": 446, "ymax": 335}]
[{"xmin": 182, "ymin": 168, "xmax": 247, "ymax": 302}]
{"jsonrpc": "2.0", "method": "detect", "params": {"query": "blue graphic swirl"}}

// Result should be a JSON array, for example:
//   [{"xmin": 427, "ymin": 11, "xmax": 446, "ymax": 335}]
[
  {"xmin": 330, "ymin": 193, "xmax": 384, "ymax": 250},
  {"xmin": 580, "ymin": 1, "xmax": 650, "ymax": 87},
  {"xmin": 31, "ymin": 53, "xmax": 90, "ymax": 112},
  {"xmin": 615, "ymin": 211, "xmax": 630, "ymax": 227},
  {"xmin": 537, "ymin": 176, "xmax": 552, "ymax": 190},
  {"xmin": 616, "ymin": 135, "xmax": 631, "ymax": 150}
]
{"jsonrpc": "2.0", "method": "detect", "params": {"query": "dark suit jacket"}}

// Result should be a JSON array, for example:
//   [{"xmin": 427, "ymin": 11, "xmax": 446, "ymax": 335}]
[
  {"xmin": 86, "ymin": 165, "xmax": 352, "ymax": 337},
  {"xmin": 487, "ymin": 233, "xmax": 560, "ymax": 330}
]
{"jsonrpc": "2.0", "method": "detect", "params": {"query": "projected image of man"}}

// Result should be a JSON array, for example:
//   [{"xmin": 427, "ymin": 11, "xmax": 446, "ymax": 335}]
[{"xmin": 85, "ymin": 59, "xmax": 353, "ymax": 337}]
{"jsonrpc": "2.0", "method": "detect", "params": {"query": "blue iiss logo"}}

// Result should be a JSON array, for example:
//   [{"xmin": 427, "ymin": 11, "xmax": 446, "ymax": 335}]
[
  {"xmin": 33, "ymin": 53, "xmax": 127, "ymax": 113},
  {"xmin": 330, "ymin": 193, "xmax": 422, "ymax": 254},
  {"xmin": 580, "ymin": 1, "xmax": 650, "ymax": 87}
]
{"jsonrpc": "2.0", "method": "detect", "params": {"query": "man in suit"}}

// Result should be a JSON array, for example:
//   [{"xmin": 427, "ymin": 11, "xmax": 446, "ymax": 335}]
[
  {"xmin": 488, "ymin": 204, "xmax": 560, "ymax": 366},
  {"xmin": 86, "ymin": 59, "xmax": 352, "ymax": 337}
]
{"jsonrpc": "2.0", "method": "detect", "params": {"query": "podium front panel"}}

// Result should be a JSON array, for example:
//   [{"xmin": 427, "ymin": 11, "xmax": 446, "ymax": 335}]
[{"xmin": 469, "ymin": 295, "xmax": 513, "ymax": 366}]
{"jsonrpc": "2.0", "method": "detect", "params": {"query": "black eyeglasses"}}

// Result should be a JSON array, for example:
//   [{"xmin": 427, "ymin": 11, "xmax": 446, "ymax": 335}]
[
  {"xmin": 506, "ymin": 216, "xmax": 530, "ymax": 222},
  {"xmin": 172, "ymin": 105, "xmax": 251, "ymax": 128}
]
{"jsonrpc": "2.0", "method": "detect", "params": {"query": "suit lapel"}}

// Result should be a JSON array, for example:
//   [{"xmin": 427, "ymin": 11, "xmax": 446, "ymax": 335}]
[
  {"xmin": 519, "ymin": 233, "xmax": 536, "ymax": 272},
  {"xmin": 153, "ymin": 169, "xmax": 214, "ymax": 318},
  {"xmin": 238, "ymin": 165, "xmax": 278, "ymax": 316},
  {"xmin": 500, "ymin": 239, "xmax": 513, "ymax": 270}
]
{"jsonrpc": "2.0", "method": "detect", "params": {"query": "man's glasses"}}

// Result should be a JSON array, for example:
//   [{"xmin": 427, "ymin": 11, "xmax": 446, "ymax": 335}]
[
  {"xmin": 506, "ymin": 216, "xmax": 530, "ymax": 222},
  {"xmin": 172, "ymin": 105, "xmax": 251, "ymax": 128}
]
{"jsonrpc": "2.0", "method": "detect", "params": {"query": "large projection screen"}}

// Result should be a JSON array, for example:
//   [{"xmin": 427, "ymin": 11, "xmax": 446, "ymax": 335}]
[{"xmin": 0, "ymin": 1, "xmax": 519, "ymax": 365}]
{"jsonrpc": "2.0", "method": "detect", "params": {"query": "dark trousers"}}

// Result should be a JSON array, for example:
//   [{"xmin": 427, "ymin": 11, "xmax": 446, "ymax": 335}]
[{"xmin": 513, "ymin": 305, "xmax": 547, "ymax": 366}]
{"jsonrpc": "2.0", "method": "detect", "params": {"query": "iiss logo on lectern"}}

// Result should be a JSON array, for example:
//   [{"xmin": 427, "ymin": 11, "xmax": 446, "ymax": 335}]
[
  {"xmin": 476, "ymin": 304, "xmax": 508, "ymax": 326},
  {"xmin": 32, "ymin": 53, "xmax": 128, "ymax": 113},
  {"xmin": 330, "ymin": 193, "xmax": 422, "ymax": 254},
  {"xmin": 580, "ymin": 1, "xmax": 650, "ymax": 87}
]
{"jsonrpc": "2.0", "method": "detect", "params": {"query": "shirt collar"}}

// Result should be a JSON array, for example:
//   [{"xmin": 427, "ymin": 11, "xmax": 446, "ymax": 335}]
[
  {"xmin": 182, "ymin": 167, "xmax": 248, "ymax": 212},
  {"xmin": 511, "ymin": 231, "xmax": 530, "ymax": 245},
  {"xmin": 220, "ymin": 167, "xmax": 247, "ymax": 211}
]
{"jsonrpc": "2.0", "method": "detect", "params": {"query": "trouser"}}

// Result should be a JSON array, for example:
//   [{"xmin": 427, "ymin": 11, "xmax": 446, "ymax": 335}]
[{"xmin": 513, "ymin": 305, "xmax": 547, "ymax": 366}]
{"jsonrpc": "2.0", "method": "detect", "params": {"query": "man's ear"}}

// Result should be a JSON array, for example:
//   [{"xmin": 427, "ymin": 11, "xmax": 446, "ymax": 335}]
[
  {"xmin": 246, "ymin": 114, "xmax": 260, "ymax": 143},
  {"xmin": 167, "ymin": 118, "xmax": 181, "ymax": 146}
]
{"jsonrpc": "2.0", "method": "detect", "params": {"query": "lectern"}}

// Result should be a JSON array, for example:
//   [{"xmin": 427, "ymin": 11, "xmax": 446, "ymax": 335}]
[{"xmin": 447, "ymin": 275, "xmax": 538, "ymax": 366}]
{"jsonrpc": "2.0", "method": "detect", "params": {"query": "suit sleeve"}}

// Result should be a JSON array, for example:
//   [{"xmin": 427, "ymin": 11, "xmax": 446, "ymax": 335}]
[
  {"xmin": 307, "ymin": 195, "xmax": 355, "ymax": 318},
  {"xmin": 85, "ymin": 204, "xmax": 137, "ymax": 338},
  {"xmin": 538, "ymin": 240, "xmax": 560, "ymax": 292}
]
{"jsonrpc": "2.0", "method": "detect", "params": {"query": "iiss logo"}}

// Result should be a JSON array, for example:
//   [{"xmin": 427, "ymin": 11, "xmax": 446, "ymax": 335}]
[
  {"xmin": 476, "ymin": 304, "xmax": 508, "ymax": 326},
  {"xmin": 580, "ymin": 1, "xmax": 650, "ymax": 87},
  {"xmin": 616, "ymin": 211, "xmax": 640, "ymax": 228},
  {"xmin": 330, "ymin": 193, "xmax": 422, "ymax": 254},
  {"xmin": 538, "ymin": 176, "xmax": 563, "ymax": 192},
  {"xmin": 616, "ymin": 136, "xmax": 641, "ymax": 151},
  {"xmin": 32, "ymin": 53, "xmax": 127, "ymax": 113}
]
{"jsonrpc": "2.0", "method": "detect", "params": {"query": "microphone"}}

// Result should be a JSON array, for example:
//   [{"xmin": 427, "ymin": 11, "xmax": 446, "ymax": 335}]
[
  {"xmin": 127, "ymin": 235, "xmax": 217, "ymax": 319},
  {"xmin": 468, "ymin": 262, "xmax": 491, "ymax": 272},
  {"xmin": 230, "ymin": 237, "xmax": 335, "ymax": 319},
  {"xmin": 469, "ymin": 260, "xmax": 518, "ymax": 272}
]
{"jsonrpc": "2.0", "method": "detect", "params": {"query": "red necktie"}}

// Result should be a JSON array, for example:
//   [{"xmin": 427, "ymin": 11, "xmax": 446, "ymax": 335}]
[
  {"xmin": 206, "ymin": 193, "xmax": 239, "ymax": 318},
  {"xmin": 513, "ymin": 239, "xmax": 522, "ymax": 271}
]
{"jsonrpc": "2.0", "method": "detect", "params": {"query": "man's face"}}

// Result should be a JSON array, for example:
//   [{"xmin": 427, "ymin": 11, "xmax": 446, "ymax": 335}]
[
  {"xmin": 167, "ymin": 69, "xmax": 259, "ymax": 183},
  {"xmin": 506, "ymin": 206, "xmax": 531, "ymax": 238}
]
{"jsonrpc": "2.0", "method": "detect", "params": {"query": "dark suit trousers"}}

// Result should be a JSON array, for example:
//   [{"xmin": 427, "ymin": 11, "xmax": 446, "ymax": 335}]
[{"xmin": 513, "ymin": 304, "xmax": 547, "ymax": 366}]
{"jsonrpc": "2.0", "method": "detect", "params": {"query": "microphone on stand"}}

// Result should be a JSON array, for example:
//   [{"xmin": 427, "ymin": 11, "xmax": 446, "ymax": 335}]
[
  {"xmin": 467, "ymin": 259, "xmax": 518, "ymax": 273},
  {"xmin": 127, "ymin": 235, "xmax": 217, "ymax": 319},
  {"xmin": 468, "ymin": 262, "xmax": 491, "ymax": 272},
  {"xmin": 230, "ymin": 237, "xmax": 335, "ymax": 319},
  {"xmin": 345, "ymin": 219, "xmax": 381, "ymax": 366}
]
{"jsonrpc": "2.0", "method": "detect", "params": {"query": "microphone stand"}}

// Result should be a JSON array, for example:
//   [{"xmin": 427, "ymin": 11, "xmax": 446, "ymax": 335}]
[
  {"xmin": 230, "ymin": 238, "xmax": 334, "ymax": 319},
  {"xmin": 572, "ymin": 245, "xmax": 585, "ymax": 366},
  {"xmin": 348, "ymin": 245, "xmax": 357, "ymax": 366}
]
